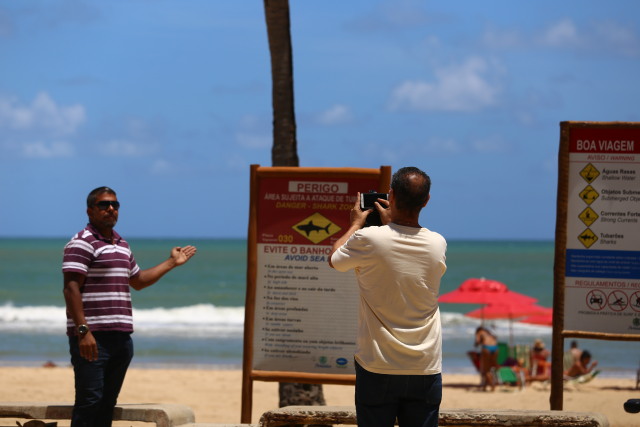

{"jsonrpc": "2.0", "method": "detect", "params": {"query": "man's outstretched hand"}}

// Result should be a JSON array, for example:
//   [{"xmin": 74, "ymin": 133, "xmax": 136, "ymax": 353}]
[{"xmin": 171, "ymin": 245, "xmax": 197, "ymax": 266}]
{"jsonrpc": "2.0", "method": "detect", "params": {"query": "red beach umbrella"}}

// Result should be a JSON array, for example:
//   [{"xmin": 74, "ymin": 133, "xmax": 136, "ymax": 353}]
[
  {"xmin": 465, "ymin": 302, "xmax": 550, "ymax": 320},
  {"xmin": 520, "ymin": 307, "xmax": 554, "ymax": 327},
  {"xmin": 439, "ymin": 277, "xmax": 537, "ymax": 306}
]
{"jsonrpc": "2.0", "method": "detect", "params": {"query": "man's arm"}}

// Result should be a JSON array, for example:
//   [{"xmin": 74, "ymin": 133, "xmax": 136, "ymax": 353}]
[
  {"xmin": 328, "ymin": 193, "xmax": 370, "ymax": 268},
  {"xmin": 130, "ymin": 245, "xmax": 197, "ymax": 290},
  {"xmin": 63, "ymin": 272, "xmax": 98, "ymax": 361}
]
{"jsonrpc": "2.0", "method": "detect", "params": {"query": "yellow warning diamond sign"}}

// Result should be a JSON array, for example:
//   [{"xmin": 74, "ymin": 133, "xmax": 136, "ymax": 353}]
[
  {"xmin": 579, "ymin": 185, "xmax": 599, "ymax": 205},
  {"xmin": 580, "ymin": 163, "xmax": 600, "ymax": 184},
  {"xmin": 578, "ymin": 207, "xmax": 599, "ymax": 227},
  {"xmin": 293, "ymin": 213, "xmax": 341, "ymax": 244},
  {"xmin": 578, "ymin": 228, "xmax": 598, "ymax": 248}
]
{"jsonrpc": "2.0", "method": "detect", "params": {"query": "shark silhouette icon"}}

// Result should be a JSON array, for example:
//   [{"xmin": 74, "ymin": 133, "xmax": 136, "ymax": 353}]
[{"xmin": 297, "ymin": 220, "xmax": 331, "ymax": 237}]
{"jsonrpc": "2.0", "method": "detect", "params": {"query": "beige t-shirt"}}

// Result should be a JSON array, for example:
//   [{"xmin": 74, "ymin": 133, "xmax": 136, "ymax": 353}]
[{"xmin": 331, "ymin": 223, "xmax": 447, "ymax": 375}]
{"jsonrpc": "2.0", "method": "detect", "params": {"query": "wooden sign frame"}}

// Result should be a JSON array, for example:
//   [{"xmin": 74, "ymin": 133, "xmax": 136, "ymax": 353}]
[{"xmin": 241, "ymin": 165, "xmax": 392, "ymax": 422}]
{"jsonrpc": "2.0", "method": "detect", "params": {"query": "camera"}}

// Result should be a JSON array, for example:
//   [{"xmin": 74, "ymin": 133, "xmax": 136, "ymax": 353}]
[{"xmin": 360, "ymin": 191, "xmax": 388, "ymax": 227}]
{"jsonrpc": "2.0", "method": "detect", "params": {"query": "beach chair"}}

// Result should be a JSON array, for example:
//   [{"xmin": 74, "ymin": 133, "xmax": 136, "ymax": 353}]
[
  {"xmin": 494, "ymin": 366, "xmax": 522, "ymax": 387},
  {"xmin": 496, "ymin": 342, "xmax": 510, "ymax": 365},
  {"xmin": 563, "ymin": 370, "xmax": 600, "ymax": 390},
  {"xmin": 492, "ymin": 342, "xmax": 525, "ymax": 390}
]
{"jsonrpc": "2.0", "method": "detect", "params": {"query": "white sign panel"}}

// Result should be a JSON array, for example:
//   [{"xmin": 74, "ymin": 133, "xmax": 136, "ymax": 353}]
[{"xmin": 564, "ymin": 126, "xmax": 640, "ymax": 335}]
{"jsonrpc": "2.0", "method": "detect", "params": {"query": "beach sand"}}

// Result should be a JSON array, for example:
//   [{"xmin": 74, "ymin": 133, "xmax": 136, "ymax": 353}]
[{"xmin": 0, "ymin": 366, "xmax": 638, "ymax": 426}]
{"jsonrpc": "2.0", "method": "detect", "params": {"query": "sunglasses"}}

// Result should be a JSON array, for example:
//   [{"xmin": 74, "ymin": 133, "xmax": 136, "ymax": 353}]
[{"xmin": 95, "ymin": 200, "xmax": 120, "ymax": 210}]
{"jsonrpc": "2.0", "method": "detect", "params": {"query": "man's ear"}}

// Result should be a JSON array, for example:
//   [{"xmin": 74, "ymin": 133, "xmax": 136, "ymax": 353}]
[{"xmin": 422, "ymin": 194, "xmax": 431, "ymax": 207}]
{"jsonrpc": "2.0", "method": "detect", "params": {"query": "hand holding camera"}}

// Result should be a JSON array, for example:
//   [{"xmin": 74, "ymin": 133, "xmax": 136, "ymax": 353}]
[{"xmin": 360, "ymin": 191, "xmax": 389, "ymax": 227}]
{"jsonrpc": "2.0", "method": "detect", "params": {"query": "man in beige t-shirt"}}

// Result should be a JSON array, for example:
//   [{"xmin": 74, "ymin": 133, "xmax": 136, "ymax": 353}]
[{"xmin": 329, "ymin": 167, "xmax": 447, "ymax": 427}]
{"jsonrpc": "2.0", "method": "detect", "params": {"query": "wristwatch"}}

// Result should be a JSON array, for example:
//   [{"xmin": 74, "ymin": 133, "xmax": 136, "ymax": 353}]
[{"xmin": 77, "ymin": 324, "xmax": 90, "ymax": 335}]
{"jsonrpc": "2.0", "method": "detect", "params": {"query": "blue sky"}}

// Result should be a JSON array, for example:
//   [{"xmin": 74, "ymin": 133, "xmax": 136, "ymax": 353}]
[{"xmin": 1, "ymin": 0, "xmax": 638, "ymax": 240}]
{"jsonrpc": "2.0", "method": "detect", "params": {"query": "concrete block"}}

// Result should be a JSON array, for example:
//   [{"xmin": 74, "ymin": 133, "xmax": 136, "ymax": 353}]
[
  {"xmin": 0, "ymin": 402, "xmax": 195, "ymax": 427},
  {"xmin": 258, "ymin": 405, "xmax": 610, "ymax": 427}
]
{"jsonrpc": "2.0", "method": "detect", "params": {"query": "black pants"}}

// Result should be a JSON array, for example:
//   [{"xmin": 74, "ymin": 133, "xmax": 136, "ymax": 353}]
[
  {"xmin": 69, "ymin": 332, "xmax": 134, "ymax": 427},
  {"xmin": 355, "ymin": 361, "xmax": 441, "ymax": 427}
]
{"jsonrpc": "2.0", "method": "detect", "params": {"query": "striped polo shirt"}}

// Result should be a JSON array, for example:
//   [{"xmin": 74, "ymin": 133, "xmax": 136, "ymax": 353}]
[{"xmin": 63, "ymin": 224, "xmax": 140, "ymax": 336}]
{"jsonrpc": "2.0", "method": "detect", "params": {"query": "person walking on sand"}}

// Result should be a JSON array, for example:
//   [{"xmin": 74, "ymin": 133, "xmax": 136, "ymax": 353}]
[
  {"xmin": 329, "ymin": 167, "xmax": 447, "ymax": 427},
  {"xmin": 63, "ymin": 186, "xmax": 197, "ymax": 427}
]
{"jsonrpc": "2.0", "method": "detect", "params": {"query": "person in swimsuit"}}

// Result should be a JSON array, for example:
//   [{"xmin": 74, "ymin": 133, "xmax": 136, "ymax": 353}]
[
  {"xmin": 528, "ymin": 338, "xmax": 551, "ymax": 381},
  {"xmin": 565, "ymin": 350, "xmax": 598, "ymax": 378},
  {"xmin": 474, "ymin": 326, "xmax": 498, "ymax": 391}
]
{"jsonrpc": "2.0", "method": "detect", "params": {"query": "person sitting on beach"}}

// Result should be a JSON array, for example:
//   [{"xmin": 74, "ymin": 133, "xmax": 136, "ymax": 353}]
[
  {"xmin": 474, "ymin": 326, "xmax": 498, "ymax": 391},
  {"xmin": 563, "ymin": 340, "xmax": 582, "ymax": 373},
  {"xmin": 569, "ymin": 340, "xmax": 582, "ymax": 362},
  {"xmin": 564, "ymin": 349, "xmax": 598, "ymax": 378},
  {"xmin": 528, "ymin": 338, "xmax": 550, "ymax": 382}
]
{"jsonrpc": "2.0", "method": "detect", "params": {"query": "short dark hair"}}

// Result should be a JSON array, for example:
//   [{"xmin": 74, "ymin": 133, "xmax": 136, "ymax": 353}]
[
  {"xmin": 390, "ymin": 167, "xmax": 431, "ymax": 212},
  {"xmin": 580, "ymin": 350, "xmax": 591, "ymax": 361},
  {"xmin": 87, "ymin": 186, "xmax": 117, "ymax": 207}
]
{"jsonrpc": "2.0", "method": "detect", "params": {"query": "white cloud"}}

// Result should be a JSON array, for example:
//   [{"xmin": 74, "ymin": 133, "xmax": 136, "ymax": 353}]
[
  {"xmin": 150, "ymin": 159, "xmax": 173, "ymax": 175},
  {"xmin": 425, "ymin": 137, "xmax": 462, "ymax": 154},
  {"xmin": 99, "ymin": 139, "xmax": 155, "ymax": 157},
  {"xmin": 234, "ymin": 114, "xmax": 271, "ymax": 149},
  {"xmin": 539, "ymin": 19, "xmax": 580, "ymax": 48},
  {"xmin": 315, "ymin": 104, "xmax": 354, "ymax": 125},
  {"xmin": 472, "ymin": 136, "xmax": 510, "ymax": 153},
  {"xmin": 482, "ymin": 27, "xmax": 522, "ymax": 49},
  {"xmin": 349, "ymin": 0, "xmax": 432, "ymax": 32},
  {"xmin": 20, "ymin": 140, "xmax": 74, "ymax": 158},
  {"xmin": 486, "ymin": 18, "xmax": 639, "ymax": 57},
  {"xmin": 389, "ymin": 57, "xmax": 501, "ymax": 112},
  {"xmin": 0, "ymin": 92, "xmax": 85, "ymax": 135},
  {"xmin": 235, "ymin": 132, "xmax": 271, "ymax": 149},
  {"xmin": 593, "ymin": 20, "xmax": 640, "ymax": 57}
]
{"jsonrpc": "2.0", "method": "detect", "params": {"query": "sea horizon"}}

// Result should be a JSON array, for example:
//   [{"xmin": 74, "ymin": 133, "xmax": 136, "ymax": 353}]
[{"xmin": 1, "ymin": 237, "xmax": 636, "ymax": 378}]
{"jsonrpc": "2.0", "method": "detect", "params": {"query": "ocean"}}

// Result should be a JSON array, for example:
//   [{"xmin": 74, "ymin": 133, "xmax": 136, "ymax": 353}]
[{"xmin": 0, "ymin": 238, "xmax": 636, "ymax": 377}]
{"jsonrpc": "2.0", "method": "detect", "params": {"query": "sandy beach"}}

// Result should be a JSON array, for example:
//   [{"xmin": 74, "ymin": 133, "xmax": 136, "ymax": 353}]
[{"xmin": 0, "ymin": 366, "xmax": 638, "ymax": 426}]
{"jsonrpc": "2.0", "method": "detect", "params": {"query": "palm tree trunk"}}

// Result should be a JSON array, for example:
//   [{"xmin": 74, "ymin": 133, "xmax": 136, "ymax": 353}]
[
  {"xmin": 263, "ymin": 0, "xmax": 326, "ymax": 417},
  {"xmin": 264, "ymin": 0, "xmax": 299, "ymax": 167}
]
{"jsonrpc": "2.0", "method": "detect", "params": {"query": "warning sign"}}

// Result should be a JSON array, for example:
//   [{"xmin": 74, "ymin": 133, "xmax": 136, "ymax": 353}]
[
  {"xmin": 630, "ymin": 292, "xmax": 640, "ymax": 313},
  {"xmin": 559, "ymin": 122, "xmax": 640, "ymax": 337},
  {"xmin": 585, "ymin": 289, "xmax": 606, "ymax": 310},
  {"xmin": 293, "ymin": 213, "xmax": 340, "ymax": 244},
  {"xmin": 607, "ymin": 290, "xmax": 628, "ymax": 312},
  {"xmin": 578, "ymin": 228, "xmax": 597, "ymax": 248},
  {"xmin": 247, "ymin": 166, "xmax": 390, "ymax": 378},
  {"xmin": 579, "ymin": 163, "xmax": 600, "ymax": 184},
  {"xmin": 578, "ymin": 207, "xmax": 598, "ymax": 227},
  {"xmin": 579, "ymin": 185, "xmax": 599, "ymax": 205}
]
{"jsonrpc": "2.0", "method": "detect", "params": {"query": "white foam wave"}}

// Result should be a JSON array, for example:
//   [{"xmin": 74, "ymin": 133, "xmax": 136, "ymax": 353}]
[
  {"xmin": 0, "ymin": 302, "xmax": 245, "ymax": 338},
  {"xmin": 0, "ymin": 302, "xmax": 550, "ymax": 341},
  {"xmin": 440, "ymin": 312, "xmax": 552, "ymax": 340}
]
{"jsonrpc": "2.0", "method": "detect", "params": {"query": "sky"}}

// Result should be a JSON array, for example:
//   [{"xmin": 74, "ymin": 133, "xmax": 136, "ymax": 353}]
[{"xmin": 1, "ymin": 0, "xmax": 639, "ymax": 240}]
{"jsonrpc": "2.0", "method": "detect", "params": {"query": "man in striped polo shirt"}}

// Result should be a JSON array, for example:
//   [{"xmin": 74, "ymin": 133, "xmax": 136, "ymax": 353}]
[{"xmin": 63, "ymin": 186, "xmax": 197, "ymax": 427}]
